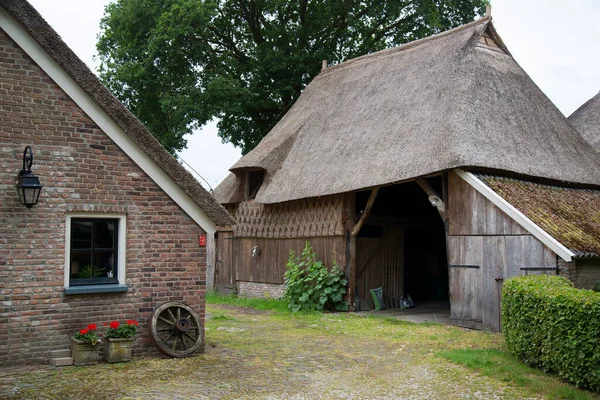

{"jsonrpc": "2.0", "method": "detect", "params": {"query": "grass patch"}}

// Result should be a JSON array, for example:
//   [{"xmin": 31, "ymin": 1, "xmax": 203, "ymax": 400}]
[
  {"xmin": 210, "ymin": 313, "xmax": 236, "ymax": 321},
  {"xmin": 5, "ymin": 303, "xmax": 591, "ymax": 399},
  {"xmin": 206, "ymin": 291, "xmax": 290, "ymax": 313},
  {"xmin": 438, "ymin": 349, "xmax": 600, "ymax": 400}
]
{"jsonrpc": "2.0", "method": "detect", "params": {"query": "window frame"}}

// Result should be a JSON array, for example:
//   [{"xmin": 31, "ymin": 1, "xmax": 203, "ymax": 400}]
[{"xmin": 64, "ymin": 213, "xmax": 127, "ymax": 295}]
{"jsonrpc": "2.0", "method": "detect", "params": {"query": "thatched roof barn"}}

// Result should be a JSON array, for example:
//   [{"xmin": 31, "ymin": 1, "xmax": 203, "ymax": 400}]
[
  {"xmin": 216, "ymin": 17, "xmax": 600, "ymax": 205},
  {"xmin": 569, "ymin": 91, "xmax": 600, "ymax": 152},
  {"xmin": 213, "ymin": 14, "xmax": 600, "ymax": 333}
]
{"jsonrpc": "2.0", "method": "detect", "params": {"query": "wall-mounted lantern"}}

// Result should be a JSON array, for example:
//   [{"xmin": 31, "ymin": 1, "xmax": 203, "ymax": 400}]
[{"xmin": 16, "ymin": 146, "xmax": 43, "ymax": 209}]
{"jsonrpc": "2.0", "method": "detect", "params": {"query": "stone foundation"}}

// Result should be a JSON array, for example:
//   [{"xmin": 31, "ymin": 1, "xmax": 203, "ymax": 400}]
[{"xmin": 237, "ymin": 282, "xmax": 284, "ymax": 299}]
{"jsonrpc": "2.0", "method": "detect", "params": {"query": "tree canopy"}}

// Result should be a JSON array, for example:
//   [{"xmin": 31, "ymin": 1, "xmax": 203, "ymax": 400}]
[{"xmin": 97, "ymin": 0, "xmax": 488, "ymax": 154}]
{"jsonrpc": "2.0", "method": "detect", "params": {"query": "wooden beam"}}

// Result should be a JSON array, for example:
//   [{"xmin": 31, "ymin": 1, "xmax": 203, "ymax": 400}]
[
  {"xmin": 344, "ymin": 192, "xmax": 357, "ymax": 310},
  {"xmin": 354, "ymin": 213, "xmax": 439, "ymax": 229},
  {"xmin": 351, "ymin": 188, "xmax": 379, "ymax": 237},
  {"xmin": 417, "ymin": 178, "xmax": 447, "ymax": 221},
  {"xmin": 416, "ymin": 178, "xmax": 438, "ymax": 198}
]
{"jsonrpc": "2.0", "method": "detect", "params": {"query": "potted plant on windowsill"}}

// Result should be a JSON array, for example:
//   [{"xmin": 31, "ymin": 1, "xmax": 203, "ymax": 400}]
[
  {"xmin": 103, "ymin": 320, "xmax": 138, "ymax": 363},
  {"xmin": 71, "ymin": 324, "xmax": 101, "ymax": 366}
]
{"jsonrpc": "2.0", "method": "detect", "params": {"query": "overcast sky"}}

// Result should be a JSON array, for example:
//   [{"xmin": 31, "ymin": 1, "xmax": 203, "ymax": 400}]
[{"xmin": 27, "ymin": 0, "xmax": 600, "ymax": 190}]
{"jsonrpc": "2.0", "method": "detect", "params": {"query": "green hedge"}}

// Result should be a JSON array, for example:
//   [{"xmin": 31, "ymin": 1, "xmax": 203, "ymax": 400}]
[{"xmin": 502, "ymin": 275, "xmax": 600, "ymax": 391}]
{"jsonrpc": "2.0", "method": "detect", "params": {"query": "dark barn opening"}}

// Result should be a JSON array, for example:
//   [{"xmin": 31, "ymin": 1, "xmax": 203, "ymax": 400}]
[{"xmin": 354, "ymin": 179, "xmax": 448, "ymax": 310}]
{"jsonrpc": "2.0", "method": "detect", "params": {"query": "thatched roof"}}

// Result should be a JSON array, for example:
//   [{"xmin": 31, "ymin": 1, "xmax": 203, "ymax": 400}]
[
  {"xmin": 481, "ymin": 175, "xmax": 600, "ymax": 256},
  {"xmin": 216, "ymin": 17, "xmax": 600, "ymax": 205},
  {"xmin": 2, "ymin": 0, "xmax": 234, "ymax": 226},
  {"xmin": 569, "ymin": 91, "xmax": 600, "ymax": 153}
]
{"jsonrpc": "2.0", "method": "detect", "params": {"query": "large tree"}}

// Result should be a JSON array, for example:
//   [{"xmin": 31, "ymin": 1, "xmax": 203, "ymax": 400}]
[{"xmin": 97, "ymin": 0, "xmax": 487, "ymax": 154}]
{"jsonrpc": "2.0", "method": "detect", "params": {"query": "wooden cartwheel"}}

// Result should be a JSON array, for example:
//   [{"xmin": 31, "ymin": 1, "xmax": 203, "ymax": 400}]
[{"xmin": 150, "ymin": 302, "xmax": 203, "ymax": 357}]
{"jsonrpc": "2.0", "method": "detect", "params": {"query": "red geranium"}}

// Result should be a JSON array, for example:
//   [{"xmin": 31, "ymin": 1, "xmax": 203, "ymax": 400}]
[
  {"xmin": 74, "ymin": 324, "xmax": 99, "ymax": 345},
  {"xmin": 104, "ymin": 319, "xmax": 138, "ymax": 339}
]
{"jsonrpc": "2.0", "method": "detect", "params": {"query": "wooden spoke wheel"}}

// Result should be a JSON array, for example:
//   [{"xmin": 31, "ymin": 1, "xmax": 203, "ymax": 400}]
[{"xmin": 150, "ymin": 302, "xmax": 203, "ymax": 358}]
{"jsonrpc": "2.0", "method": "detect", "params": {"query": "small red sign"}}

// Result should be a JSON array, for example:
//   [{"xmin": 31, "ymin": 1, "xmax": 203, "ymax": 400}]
[{"xmin": 198, "ymin": 234, "xmax": 207, "ymax": 247}]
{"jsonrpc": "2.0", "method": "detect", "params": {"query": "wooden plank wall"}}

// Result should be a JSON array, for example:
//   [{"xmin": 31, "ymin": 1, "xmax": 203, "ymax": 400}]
[
  {"xmin": 448, "ymin": 235, "xmax": 556, "ymax": 331},
  {"xmin": 235, "ymin": 237, "xmax": 345, "ymax": 284},
  {"xmin": 448, "ymin": 172, "xmax": 527, "ymax": 236},
  {"xmin": 355, "ymin": 227, "xmax": 404, "ymax": 308},
  {"xmin": 206, "ymin": 233, "xmax": 216, "ymax": 291},
  {"xmin": 215, "ymin": 230, "xmax": 235, "ymax": 291},
  {"xmin": 447, "ymin": 172, "xmax": 557, "ymax": 332}
]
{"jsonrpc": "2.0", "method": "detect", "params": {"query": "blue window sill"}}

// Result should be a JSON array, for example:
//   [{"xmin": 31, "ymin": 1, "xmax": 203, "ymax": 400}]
[{"xmin": 64, "ymin": 284, "xmax": 128, "ymax": 295}]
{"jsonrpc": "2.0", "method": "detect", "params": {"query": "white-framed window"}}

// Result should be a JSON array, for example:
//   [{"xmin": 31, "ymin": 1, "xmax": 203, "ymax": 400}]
[{"xmin": 64, "ymin": 213, "xmax": 127, "ymax": 295}]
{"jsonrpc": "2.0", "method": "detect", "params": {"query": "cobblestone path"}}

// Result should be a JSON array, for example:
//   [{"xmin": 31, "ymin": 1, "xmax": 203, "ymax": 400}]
[{"xmin": 0, "ymin": 304, "xmax": 541, "ymax": 399}]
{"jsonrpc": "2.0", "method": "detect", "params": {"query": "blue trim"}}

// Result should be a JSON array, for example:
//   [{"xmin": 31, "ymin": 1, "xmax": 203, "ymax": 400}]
[{"xmin": 64, "ymin": 284, "xmax": 128, "ymax": 295}]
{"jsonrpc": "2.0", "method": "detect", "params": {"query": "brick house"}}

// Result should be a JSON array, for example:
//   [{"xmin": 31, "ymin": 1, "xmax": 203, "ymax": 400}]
[{"xmin": 0, "ymin": 0, "xmax": 234, "ymax": 364}]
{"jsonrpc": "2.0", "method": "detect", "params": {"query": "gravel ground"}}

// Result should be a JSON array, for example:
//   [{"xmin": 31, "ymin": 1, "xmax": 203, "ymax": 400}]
[{"xmin": 0, "ymin": 304, "xmax": 545, "ymax": 399}]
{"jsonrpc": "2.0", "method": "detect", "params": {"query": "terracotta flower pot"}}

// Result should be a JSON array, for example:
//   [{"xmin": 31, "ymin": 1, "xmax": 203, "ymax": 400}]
[
  {"xmin": 70, "ymin": 337, "xmax": 101, "ymax": 366},
  {"xmin": 103, "ymin": 337, "xmax": 133, "ymax": 363}
]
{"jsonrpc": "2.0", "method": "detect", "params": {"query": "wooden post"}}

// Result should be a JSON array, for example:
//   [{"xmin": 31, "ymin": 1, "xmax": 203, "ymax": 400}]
[
  {"xmin": 344, "ymin": 192, "xmax": 357, "ymax": 310},
  {"xmin": 416, "ymin": 178, "xmax": 447, "ymax": 221},
  {"xmin": 206, "ymin": 233, "xmax": 216, "ymax": 291},
  {"xmin": 351, "ymin": 187, "xmax": 379, "ymax": 237},
  {"xmin": 486, "ymin": 4, "xmax": 491, "ymax": 18}
]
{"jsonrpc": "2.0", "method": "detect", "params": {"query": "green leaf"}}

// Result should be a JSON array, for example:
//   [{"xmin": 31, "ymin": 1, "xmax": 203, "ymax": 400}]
[{"xmin": 97, "ymin": 0, "xmax": 487, "ymax": 154}]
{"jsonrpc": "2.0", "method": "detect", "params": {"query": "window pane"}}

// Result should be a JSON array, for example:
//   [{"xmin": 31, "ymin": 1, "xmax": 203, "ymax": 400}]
[
  {"xmin": 94, "ymin": 251, "xmax": 116, "ymax": 278},
  {"xmin": 71, "ymin": 220, "xmax": 92, "ymax": 249},
  {"xmin": 70, "ymin": 251, "xmax": 91, "ymax": 279},
  {"xmin": 94, "ymin": 220, "xmax": 115, "ymax": 249}
]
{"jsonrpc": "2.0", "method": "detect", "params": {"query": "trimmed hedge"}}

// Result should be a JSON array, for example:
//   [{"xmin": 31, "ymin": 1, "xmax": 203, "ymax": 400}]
[{"xmin": 502, "ymin": 275, "xmax": 600, "ymax": 391}]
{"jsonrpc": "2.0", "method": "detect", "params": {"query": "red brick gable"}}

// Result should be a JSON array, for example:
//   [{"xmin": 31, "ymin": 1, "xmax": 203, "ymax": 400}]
[{"xmin": 0, "ymin": 28, "xmax": 206, "ymax": 364}]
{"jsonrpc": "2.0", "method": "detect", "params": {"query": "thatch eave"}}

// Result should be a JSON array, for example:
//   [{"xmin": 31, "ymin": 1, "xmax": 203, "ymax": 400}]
[{"xmin": 217, "ymin": 16, "xmax": 600, "ymax": 206}]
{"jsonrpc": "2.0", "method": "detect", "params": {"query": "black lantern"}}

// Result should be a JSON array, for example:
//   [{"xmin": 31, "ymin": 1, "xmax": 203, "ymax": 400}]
[{"xmin": 16, "ymin": 146, "xmax": 43, "ymax": 208}]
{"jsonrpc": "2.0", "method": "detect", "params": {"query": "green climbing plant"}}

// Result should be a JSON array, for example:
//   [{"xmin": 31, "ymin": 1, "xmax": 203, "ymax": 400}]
[{"xmin": 283, "ymin": 242, "xmax": 348, "ymax": 313}]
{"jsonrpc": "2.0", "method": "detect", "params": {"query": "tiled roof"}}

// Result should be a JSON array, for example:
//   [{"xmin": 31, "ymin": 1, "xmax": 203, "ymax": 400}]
[{"xmin": 480, "ymin": 176, "xmax": 600, "ymax": 256}]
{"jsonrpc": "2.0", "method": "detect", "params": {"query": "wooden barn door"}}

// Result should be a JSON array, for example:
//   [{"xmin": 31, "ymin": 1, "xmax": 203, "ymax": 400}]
[
  {"xmin": 484, "ymin": 236, "xmax": 557, "ymax": 332},
  {"xmin": 449, "ymin": 235, "xmax": 558, "ymax": 332},
  {"xmin": 215, "ymin": 230, "xmax": 236, "ymax": 293},
  {"xmin": 447, "ymin": 236, "xmax": 483, "ymax": 329}
]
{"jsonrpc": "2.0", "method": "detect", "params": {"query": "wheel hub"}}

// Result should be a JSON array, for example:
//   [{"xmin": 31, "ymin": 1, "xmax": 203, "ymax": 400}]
[{"xmin": 176, "ymin": 317, "xmax": 191, "ymax": 332}]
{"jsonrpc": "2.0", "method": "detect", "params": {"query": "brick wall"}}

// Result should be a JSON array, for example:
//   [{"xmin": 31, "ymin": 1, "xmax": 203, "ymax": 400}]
[
  {"xmin": 573, "ymin": 259, "xmax": 600, "ymax": 290},
  {"xmin": 237, "ymin": 281, "xmax": 284, "ymax": 299},
  {"xmin": 0, "ymin": 29, "xmax": 206, "ymax": 364},
  {"xmin": 557, "ymin": 258, "xmax": 574, "ymax": 281},
  {"xmin": 557, "ymin": 258, "xmax": 600, "ymax": 290}
]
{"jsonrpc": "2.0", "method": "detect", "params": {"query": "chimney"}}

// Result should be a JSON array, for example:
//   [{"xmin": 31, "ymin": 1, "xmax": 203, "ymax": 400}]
[
  {"xmin": 321, "ymin": 60, "xmax": 328, "ymax": 70},
  {"xmin": 485, "ymin": 4, "xmax": 492, "ymax": 18}
]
